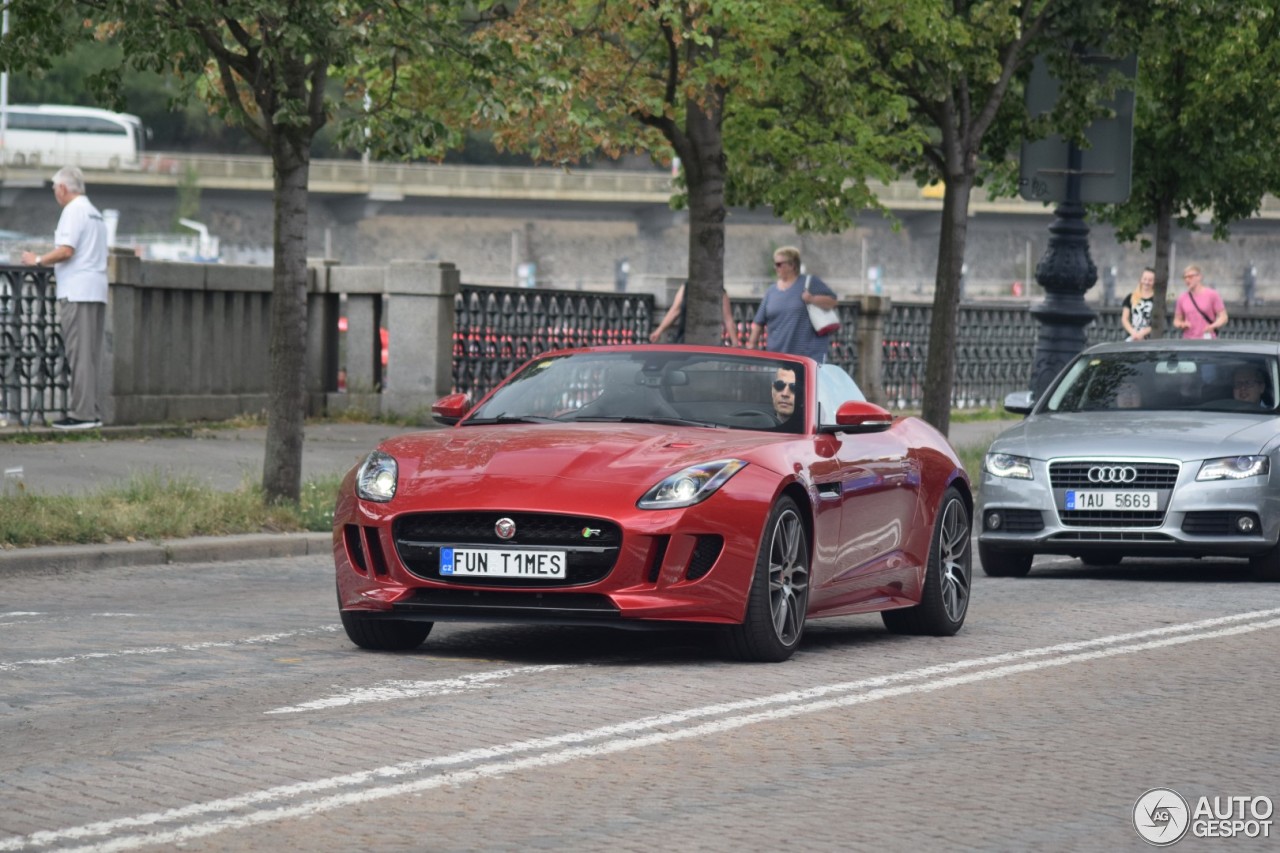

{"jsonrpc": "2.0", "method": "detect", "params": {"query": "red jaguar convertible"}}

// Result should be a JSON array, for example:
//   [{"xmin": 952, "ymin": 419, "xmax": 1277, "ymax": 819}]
[{"xmin": 333, "ymin": 346, "xmax": 972, "ymax": 662}]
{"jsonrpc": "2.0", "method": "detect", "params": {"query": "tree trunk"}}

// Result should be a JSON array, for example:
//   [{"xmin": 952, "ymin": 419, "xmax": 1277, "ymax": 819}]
[
  {"xmin": 1150, "ymin": 197, "xmax": 1174, "ymax": 339},
  {"xmin": 920, "ymin": 174, "xmax": 974, "ymax": 436},
  {"xmin": 262, "ymin": 137, "xmax": 311, "ymax": 504},
  {"xmin": 680, "ymin": 90, "xmax": 728, "ymax": 346}
]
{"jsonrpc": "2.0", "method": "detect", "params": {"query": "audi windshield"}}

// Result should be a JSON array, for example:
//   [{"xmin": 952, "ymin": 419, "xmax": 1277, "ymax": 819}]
[{"xmin": 1042, "ymin": 350, "xmax": 1280, "ymax": 415}]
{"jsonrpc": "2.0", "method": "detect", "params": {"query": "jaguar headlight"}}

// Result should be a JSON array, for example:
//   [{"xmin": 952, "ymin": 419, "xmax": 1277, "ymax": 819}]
[
  {"xmin": 356, "ymin": 450, "xmax": 398, "ymax": 501},
  {"xmin": 984, "ymin": 453, "xmax": 1034, "ymax": 480},
  {"xmin": 1196, "ymin": 455, "xmax": 1269, "ymax": 481},
  {"xmin": 638, "ymin": 459, "xmax": 747, "ymax": 509}
]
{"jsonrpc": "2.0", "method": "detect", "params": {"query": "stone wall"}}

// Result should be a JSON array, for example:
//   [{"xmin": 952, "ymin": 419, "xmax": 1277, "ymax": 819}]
[{"xmin": 8, "ymin": 182, "xmax": 1280, "ymax": 306}]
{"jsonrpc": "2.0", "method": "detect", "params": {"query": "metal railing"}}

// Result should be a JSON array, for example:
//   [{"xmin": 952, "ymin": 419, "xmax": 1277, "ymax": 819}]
[
  {"xmin": 448, "ymin": 290, "xmax": 1112, "ymax": 409},
  {"xmin": 6, "ymin": 264, "xmax": 1280, "ymax": 424},
  {"xmin": 453, "ymin": 285, "xmax": 655, "ymax": 401},
  {"xmin": 0, "ymin": 266, "xmax": 68, "ymax": 426}
]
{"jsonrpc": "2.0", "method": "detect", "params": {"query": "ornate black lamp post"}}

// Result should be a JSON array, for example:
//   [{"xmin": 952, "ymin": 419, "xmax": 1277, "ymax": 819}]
[
  {"xmin": 1020, "ymin": 52, "xmax": 1136, "ymax": 400},
  {"xmin": 1030, "ymin": 144, "xmax": 1097, "ymax": 398}
]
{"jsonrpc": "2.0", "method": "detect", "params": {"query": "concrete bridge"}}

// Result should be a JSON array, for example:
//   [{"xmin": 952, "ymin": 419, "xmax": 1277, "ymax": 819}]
[
  {"xmin": 0, "ymin": 153, "xmax": 1060, "ymax": 211},
  {"xmin": 2, "ymin": 153, "xmax": 1279, "ymax": 303}
]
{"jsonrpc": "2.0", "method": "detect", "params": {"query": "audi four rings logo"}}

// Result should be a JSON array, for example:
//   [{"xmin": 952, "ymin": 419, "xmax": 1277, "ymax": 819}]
[
  {"xmin": 1088, "ymin": 465, "xmax": 1138, "ymax": 484},
  {"xmin": 494, "ymin": 518, "xmax": 516, "ymax": 540}
]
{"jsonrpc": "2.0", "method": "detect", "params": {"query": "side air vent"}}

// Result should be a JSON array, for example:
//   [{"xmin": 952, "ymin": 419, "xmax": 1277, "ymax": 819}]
[
  {"xmin": 364, "ymin": 527, "xmax": 390, "ymax": 576},
  {"xmin": 343, "ymin": 525, "xmax": 367, "ymax": 573},
  {"xmin": 648, "ymin": 535, "xmax": 670, "ymax": 583},
  {"xmin": 686, "ymin": 535, "xmax": 724, "ymax": 581}
]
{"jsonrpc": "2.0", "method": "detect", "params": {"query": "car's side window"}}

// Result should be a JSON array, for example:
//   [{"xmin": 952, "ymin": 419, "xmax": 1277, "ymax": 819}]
[{"xmin": 817, "ymin": 364, "xmax": 866, "ymax": 425}]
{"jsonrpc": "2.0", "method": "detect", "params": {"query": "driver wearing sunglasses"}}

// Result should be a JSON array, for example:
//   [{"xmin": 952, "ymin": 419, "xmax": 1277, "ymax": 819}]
[{"xmin": 771, "ymin": 367, "xmax": 798, "ymax": 420}]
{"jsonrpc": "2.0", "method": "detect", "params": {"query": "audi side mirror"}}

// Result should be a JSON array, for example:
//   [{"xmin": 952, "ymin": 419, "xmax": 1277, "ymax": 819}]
[{"xmin": 1004, "ymin": 390, "xmax": 1035, "ymax": 416}]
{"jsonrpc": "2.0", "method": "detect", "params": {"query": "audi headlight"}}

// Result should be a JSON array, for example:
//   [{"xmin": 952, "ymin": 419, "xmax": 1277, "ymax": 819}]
[
  {"xmin": 638, "ymin": 459, "xmax": 747, "ymax": 509},
  {"xmin": 356, "ymin": 450, "xmax": 398, "ymax": 501},
  {"xmin": 1196, "ymin": 455, "xmax": 1269, "ymax": 481},
  {"xmin": 984, "ymin": 453, "xmax": 1033, "ymax": 480}
]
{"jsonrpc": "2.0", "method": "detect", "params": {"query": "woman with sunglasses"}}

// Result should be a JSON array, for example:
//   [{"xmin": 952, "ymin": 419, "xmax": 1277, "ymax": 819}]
[{"xmin": 746, "ymin": 246, "xmax": 838, "ymax": 362}]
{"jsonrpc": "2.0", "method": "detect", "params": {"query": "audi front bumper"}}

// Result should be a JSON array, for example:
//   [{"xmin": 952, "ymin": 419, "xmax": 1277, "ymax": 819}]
[{"xmin": 978, "ymin": 455, "xmax": 1280, "ymax": 561}]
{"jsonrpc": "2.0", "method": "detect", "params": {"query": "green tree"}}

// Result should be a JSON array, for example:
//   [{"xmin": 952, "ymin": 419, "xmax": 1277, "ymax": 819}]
[
  {"xmin": 1, "ymin": 1, "xmax": 464, "ymax": 502},
  {"xmin": 1093, "ymin": 0, "xmax": 1280, "ymax": 337},
  {"xmin": 423, "ymin": 0, "xmax": 1121, "ymax": 435},
  {"xmin": 834, "ymin": 0, "xmax": 1132, "ymax": 434},
  {"xmin": 451, "ymin": 0, "xmax": 915, "ymax": 345}
]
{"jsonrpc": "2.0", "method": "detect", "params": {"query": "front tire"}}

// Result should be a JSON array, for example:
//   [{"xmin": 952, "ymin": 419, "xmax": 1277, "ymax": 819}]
[
  {"xmin": 883, "ymin": 487, "xmax": 971, "ymax": 636},
  {"xmin": 979, "ymin": 541, "xmax": 1034, "ymax": 577},
  {"xmin": 340, "ymin": 609, "xmax": 433, "ymax": 651},
  {"xmin": 721, "ymin": 496, "xmax": 810, "ymax": 662}
]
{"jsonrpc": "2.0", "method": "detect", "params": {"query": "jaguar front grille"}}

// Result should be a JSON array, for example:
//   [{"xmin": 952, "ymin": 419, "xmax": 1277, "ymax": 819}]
[{"xmin": 393, "ymin": 511, "xmax": 622, "ymax": 586}]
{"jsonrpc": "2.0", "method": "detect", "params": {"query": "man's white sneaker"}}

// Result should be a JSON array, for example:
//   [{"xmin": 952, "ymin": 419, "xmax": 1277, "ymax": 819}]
[{"xmin": 51, "ymin": 418, "xmax": 103, "ymax": 430}]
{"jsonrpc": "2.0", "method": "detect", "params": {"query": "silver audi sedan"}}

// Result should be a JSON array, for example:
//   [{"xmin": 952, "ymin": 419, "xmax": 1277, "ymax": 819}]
[{"xmin": 979, "ymin": 340, "xmax": 1280, "ymax": 580}]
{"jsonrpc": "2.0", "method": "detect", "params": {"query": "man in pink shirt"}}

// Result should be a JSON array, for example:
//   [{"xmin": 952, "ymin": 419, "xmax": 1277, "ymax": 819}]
[{"xmin": 1173, "ymin": 265, "xmax": 1228, "ymax": 339}]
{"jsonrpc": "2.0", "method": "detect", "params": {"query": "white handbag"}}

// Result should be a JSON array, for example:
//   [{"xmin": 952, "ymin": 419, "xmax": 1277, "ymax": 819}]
[{"xmin": 804, "ymin": 276, "xmax": 840, "ymax": 336}]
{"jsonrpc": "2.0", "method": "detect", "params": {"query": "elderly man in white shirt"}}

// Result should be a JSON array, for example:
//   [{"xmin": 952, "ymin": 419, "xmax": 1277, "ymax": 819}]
[{"xmin": 22, "ymin": 166, "xmax": 109, "ymax": 429}]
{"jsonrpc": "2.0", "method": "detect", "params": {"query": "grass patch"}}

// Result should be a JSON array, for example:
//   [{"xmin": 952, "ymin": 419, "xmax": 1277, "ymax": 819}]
[
  {"xmin": 0, "ymin": 410, "xmax": 1002, "ymax": 549},
  {"xmin": 0, "ymin": 472, "xmax": 343, "ymax": 548},
  {"xmin": 954, "ymin": 441, "xmax": 988, "ymax": 489},
  {"xmin": 949, "ymin": 407, "xmax": 1017, "ymax": 423},
  {"xmin": 2, "ymin": 428, "xmax": 111, "ymax": 445}
]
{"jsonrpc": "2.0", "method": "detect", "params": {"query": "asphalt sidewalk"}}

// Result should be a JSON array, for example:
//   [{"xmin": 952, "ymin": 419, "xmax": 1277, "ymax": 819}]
[{"xmin": 0, "ymin": 417, "xmax": 1019, "ymax": 576}]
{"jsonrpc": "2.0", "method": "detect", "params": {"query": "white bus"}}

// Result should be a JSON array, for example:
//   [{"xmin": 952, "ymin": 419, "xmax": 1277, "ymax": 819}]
[{"xmin": 0, "ymin": 104, "xmax": 146, "ymax": 170}]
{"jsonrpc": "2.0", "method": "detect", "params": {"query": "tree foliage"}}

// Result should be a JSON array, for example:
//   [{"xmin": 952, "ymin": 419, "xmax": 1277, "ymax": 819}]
[
  {"xmin": 1093, "ymin": 0, "xmax": 1280, "ymax": 335},
  {"xmin": 1, "ymin": 0, "xmax": 470, "ymax": 502},
  {"xmin": 442, "ymin": 0, "xmax": 918, "ymax": 346},
  {"xmin": 444, "ymin": 0, "xmax": 1126, "ymax": 429},
  {"xmin": 829, "ymin": 0, "xmax": 1130, "ymax": 433}
]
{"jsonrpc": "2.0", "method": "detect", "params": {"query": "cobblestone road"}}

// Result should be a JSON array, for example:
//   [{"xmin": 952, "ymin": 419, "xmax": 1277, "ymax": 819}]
[{"xmin": 1, "ymin": 550, "xmax": 1277, "ymax": 852}]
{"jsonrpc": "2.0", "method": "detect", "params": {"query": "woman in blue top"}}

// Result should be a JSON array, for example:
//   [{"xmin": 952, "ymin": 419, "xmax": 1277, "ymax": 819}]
[{"xmin": 746, "ymin": 246, "xmax": 838, "ymax": 362}]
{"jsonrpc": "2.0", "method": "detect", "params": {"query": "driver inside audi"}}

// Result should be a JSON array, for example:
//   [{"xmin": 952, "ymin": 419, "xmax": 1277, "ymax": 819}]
[{"xmin": 1232, "ymin": 365, "xmax": 1268, "ymax": 407}]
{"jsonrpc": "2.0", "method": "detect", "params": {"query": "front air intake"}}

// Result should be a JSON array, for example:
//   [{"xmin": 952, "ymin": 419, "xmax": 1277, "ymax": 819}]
[{"xmin": 686, "ymin": 535, "xmax": 724, "ymax": 580}]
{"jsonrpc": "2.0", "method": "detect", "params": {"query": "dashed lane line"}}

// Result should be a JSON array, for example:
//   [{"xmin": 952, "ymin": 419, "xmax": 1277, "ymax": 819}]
[
  {"xmin": 0, "ymin": 626, "xmax": 340, "ymax": 672},
  {"xmin": 263, "ymin": 665, "xmax": 568, "ymax": 714},
  {"xmin": 4, "ymin": 607, "xmax": 1278, "ymax": 852}
]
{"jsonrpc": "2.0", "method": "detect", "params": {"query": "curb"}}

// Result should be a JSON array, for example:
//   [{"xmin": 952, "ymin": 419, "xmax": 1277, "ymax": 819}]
[
  {"xmin": 0, "ymin": 532, "xmax": 332, "ymax": 577},
  {"xmin": 0, "ymin": 424, "xmax": 197, "ymax": 442}
]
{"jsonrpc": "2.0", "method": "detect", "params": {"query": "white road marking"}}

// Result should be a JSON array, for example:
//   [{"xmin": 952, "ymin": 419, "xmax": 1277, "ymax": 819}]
[
  {"xmin": 4, "ymin": 607, "xmax": 1278, "ymax": 852},
  {"xmin": 0, "ymin": 627, "xmax": 340, "ymax": 672},
  {"xmin": 0, "ymin": 613, "xmax": 140, "ymax": 628},
  {"xmin": 264, "ymin": 665, "xmax": 567, "ymax": 714}
]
